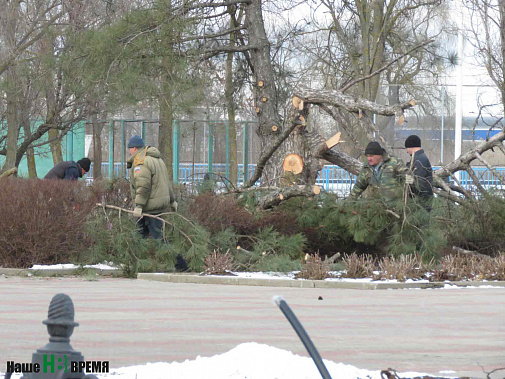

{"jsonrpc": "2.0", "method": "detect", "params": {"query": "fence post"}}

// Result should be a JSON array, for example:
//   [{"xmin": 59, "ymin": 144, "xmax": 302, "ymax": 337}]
[
  {"xmin": 108, "ymin": 120, "xmax": 114, "ymax": 179},
  {"xmin": 173, "ymin": 119, "xmax": 179, "ymax": 184},
  {"xmin": 140, "ymin": 120, "xmax": 146, "ymax": 140},
  {"xmin": 66, "ymin": 130, "xmax": 74, "ymax": 162},
  {"xmin": 207, "ymin": 121, "xmax": 214, "ymax": 174},
  {"xmin": 225, "ymin": 120, "xmax": 230, "ymax": 179},
  {"xmin": 440, "ymin": 85, "xmax": 445, "ymax": 164},
  {"xmin": 243, "ymin": 122, "xmax": 249, "ymax": 182},
  {"xmin": 120, "ymin": 119, "xmax": 125, "ymax": 177}
]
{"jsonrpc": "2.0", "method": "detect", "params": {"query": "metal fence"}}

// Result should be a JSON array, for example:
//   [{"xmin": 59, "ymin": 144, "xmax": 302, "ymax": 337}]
[{"xmin": 86, "ymin": 163, "xmax": 505, "ymax": 196}]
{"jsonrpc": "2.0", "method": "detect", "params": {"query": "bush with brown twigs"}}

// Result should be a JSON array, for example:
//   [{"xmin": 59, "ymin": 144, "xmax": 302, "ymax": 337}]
[
  {"xmin": 377, "ymin": 254, "xmax": 435, "ymax": 282},
  {"xmin": 0, "ymin": 178, "xmax": 96, "ymax": 268},
  {"xmin": 295, "ymin": 254, "xmax": 334, "ymax": 280},
  {"xmin": 343, "ymin": 252, "xmax": 505, "ymax": 282},
  {"xmin": 203, "ymin": 250, "xmax": 237, "ymax": 275},
  {"xmin": 189, "ymin": 193, "xmax": 298, "ymax": 236},
  {"xmin": 342, "ymin": 253, "xmax": 377, "ymax": 279},
  {"xmin": 90, "ymin": 178, "xmax": 132, "ymax": 208},
  {"xmin": 431, "ymin": 253, "xmax": 505, "ymax": 281}
]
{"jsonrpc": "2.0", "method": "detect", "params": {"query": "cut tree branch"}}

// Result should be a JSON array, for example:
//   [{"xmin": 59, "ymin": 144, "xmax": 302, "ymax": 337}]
[
  {"xmin": 434, "ymin": 131, "xmax": 505, "ymax": 180},
  {"xmin": 294, "ymin": 87, "xmax": 415, "ymax": 126},
  {"xmin": 257, "ymin": 185, "xmax": 321, "ymax": 209}
]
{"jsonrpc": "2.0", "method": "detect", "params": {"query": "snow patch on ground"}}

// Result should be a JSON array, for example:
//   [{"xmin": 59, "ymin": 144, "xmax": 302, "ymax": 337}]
[
  {"xmin": 25, "ymin": 265, "xmax": 504, "ymax": 288},
  {"xmin": 1, "ymin": 343, "xmax": 449, "ymax": 379},
  {"xmin": 30, "ymin": 263, "xmax": 118, "ymax": 270}
]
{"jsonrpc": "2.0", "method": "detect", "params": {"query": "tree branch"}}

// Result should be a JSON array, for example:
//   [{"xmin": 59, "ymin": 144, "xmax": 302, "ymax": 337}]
[{"xmin": 340, "ymin": 39, "xmax": 435, "ymax": 93}]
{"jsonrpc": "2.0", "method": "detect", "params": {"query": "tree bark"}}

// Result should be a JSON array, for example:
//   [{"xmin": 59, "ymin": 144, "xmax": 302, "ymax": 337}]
[
  {"xmin": 257, "ymin": 185, "xmax": 322, "ymax": 209},
  {"xmin": 4, "ymin": 67, "xmax": 21, "ymax": 171},
  {"xmin": 92, "ymin": 113, "xmax": 103, "ymax": 180},
  {"xmin": 21, "ymin": 108, "xmax": 37, "ymax": 178},
  {"xmin": 244, "ymin": 0, "xmax": 283, "ymax": 183},
  {"xmin": 294, "ymin": 87, "xmax": 414, "ymax": 126},
  {"xmin": 159, "ymin": 76, "xmax": 174, "ymax": 180},
  {"xmin": 41, "ymin": 33, "xmax": 63, "ymax": 166},
  {"xmin": 48, "ymin": 128, "xmax": 63, "ymax": 165},
  {"xmin": 225, "ymin": 7, "xmax": 238, "ymax": 186}
]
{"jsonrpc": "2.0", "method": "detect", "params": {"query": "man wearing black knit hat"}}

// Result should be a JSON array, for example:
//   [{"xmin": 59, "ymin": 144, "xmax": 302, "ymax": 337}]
[
  {"xmin": 44, "ymin": 157, "xmax": 91, "ymax": 180},
  {"xmin": 404, "ymin": 135, "xmax": 433, "ymax": 211},
  {"xmin": 350, "ymin": 141, "xmax": 414, "ymax": 204}
]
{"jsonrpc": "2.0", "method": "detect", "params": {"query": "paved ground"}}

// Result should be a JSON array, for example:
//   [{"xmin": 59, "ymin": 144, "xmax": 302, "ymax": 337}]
[{"xmin": 0, "ymin": 276, "xmax": 504, "ymax": 378}]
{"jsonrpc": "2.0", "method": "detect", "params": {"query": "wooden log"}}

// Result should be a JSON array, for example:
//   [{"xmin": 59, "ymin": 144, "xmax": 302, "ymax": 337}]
[
  {"xmin": 283, "ymin": 154, "xmax": 303, "ymax": 175},
  {"xmin": 452, "ymin": 246, "xmax": 491, "ymax": 259}
]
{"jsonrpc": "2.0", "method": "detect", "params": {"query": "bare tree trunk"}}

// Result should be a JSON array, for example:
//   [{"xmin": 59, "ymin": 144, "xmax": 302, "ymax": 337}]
[
  {"xmin": 48, "ymin": 129, "xmax": 63, "ymax": 164},
  {"xmin": 92, "ymin": 113, "xmax": 103, "ymax": 180},
  {"xmin": 21, "ymin": 108, "xmax": 37, "ymax": 178},
  {"xmin": 499, "ymin": 1, "xmax": 505, "ymax": 114},
  {"xmin": 40, "ymin": 32, "xmax": 63, "ymax": 165},
  {"xmin": 244, "ymin": 0, "xmax": 283, "ymax": 184},
  {"xmin": 4, "ymin": 67, "xmax": 20, "ymax": 171},
  {"xmin": 159, "ymin": 74, "xmax": 174, "ymax": 179},
  {"xmin": 225, "ymin": 8, "xmax": 238, "ymax": 187}
]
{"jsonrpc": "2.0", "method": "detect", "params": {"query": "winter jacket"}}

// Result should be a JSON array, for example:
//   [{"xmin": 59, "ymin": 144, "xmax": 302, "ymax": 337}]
[
  {"xmin": 44, "ymin": 161, "xmax": 83, "ymax": 180},
  {"xmin": 350, "ymin": 153, "xmax": 410, "ymax": 203},
  {"xmin": 407, "ymin": 149, "xmax": 433, "ymax": 199},
  {"xmin": 127, "ymin": 146, "xmax": 175, "ymax": 214}
]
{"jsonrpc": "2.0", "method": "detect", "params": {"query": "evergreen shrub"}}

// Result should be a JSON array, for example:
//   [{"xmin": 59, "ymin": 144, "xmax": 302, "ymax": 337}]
[
  {"xmin": 81, "ymin": 207, "xmax": 212, "ymax": 276},
  {"xmin": 443, "ymin": 193, "xmax": 505, "ymax": 255},
  {"xmin": 280, "ymin": 194, "xmax": 447, "ymax": 259}
]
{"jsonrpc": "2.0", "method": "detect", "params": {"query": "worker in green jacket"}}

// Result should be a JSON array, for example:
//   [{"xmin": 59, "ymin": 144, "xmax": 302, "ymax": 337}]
[
  {"xmin": 127, "ymin": 135, "xmax": 188, "ymax": 271},
  {"xmin": 127, "ymin": 135, "xmax": 176, "ymax": 238},
  {"xmin": 350, "ymin": 141, "xmax": 414, "ymax": 205}
]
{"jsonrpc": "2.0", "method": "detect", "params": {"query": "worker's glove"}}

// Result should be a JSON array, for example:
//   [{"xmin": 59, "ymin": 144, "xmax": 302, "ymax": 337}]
[
  {"xmin": 171, "ymin": 201, "xmax": 178, "ymax": 212},
  {"xmin": 133, "ymin": 206, "xmax": 143, "ymax": 218},
  {"xmin": 405, "ymin": 174, "xmax": 415, "ymax": 185}
]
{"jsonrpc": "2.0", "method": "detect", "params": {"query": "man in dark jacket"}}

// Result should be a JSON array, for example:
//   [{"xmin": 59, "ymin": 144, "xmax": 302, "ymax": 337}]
[
  {"xmin": 44, "ymin": 158, "xmax": 91, "ymax": 180},
  {"xmin": 405, "ymin": 135, "xmax": 434, "ymax": 211}
]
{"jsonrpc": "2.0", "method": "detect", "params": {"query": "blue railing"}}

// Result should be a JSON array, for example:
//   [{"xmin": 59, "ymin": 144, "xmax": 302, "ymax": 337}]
[{"xmin": 87, "ymin": 163, "xmax": 505, "ymax": 195}]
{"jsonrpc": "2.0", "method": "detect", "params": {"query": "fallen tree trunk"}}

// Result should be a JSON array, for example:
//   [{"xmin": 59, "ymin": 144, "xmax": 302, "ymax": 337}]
[
  {"xmin": 257, "ymin": 185, "xmax": 322, "ymax": 209},
  {"xmin": 434, "ymin": 131, "xmax": 505, "ymax": 180},
  {"xmin": 293, "ymin": 87, "xmax": 415, "ymax": 124}
]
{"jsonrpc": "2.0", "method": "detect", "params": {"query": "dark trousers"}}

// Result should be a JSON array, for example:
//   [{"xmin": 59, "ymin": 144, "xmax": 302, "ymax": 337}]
[
  {"xmin": 137, "ymin": 216, "xmax": 163, "ymax": 239},
  {"xmin": 136, "ymin": 216, "xmax": 189, "ymax": 272}
]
